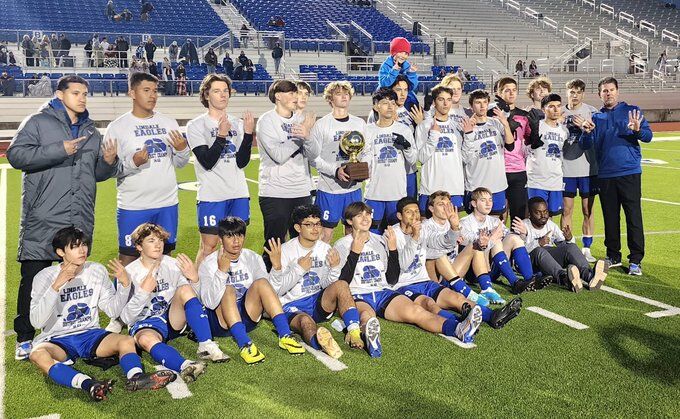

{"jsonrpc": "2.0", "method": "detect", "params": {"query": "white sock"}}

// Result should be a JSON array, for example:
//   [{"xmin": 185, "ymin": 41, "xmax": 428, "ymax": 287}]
[
  {"xmin": 126, "ymin": 367, "xmax": 143, "ymax": 379},
  {"xmin": 180, "ymin": 359, "xmax": 192, "ymax": 370},
  {"xmin": 72, "ymin": 372, "xmax": 91, "ymax": 389}
]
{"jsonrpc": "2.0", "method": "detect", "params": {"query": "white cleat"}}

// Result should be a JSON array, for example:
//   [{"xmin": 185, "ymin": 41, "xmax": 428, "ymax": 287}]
[
  {"xmin": 454, "ymin": 305, "xmax": 483, "ymax": 344},
  {"xmin": 362, "ymin": 317, "xmax": 382, "ymax": 358},
  {"xmin": 198, "ymin": 340, "xmax": 230, "ymax": 363},
  {"xmin": 582, "ymin": 247, "xmax": 596, "ymax": 263}
]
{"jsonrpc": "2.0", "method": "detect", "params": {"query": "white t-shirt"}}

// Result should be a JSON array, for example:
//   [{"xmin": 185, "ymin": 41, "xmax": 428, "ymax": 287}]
[
  {"xmin": 422, "ymin": 217, "xmax": 459, "ymax": 261},
  {"xmin": 459, "ymin": 213, "xmax": 509, "ymax": 248},
  {"xmin": 562, "ymin": 103, "xmax": 599, "ymax": 177},
  {"xmin": 521, "ymin": 218, "xmax": 566, "ymax": 252},
  {"xmin": 461, "ymin": 118, "xmax": 509, "ymax": 193},
  {"xmin": 332, "ymin": 233, "xmax": 391, "ymax": 295},
  {"xmin": 186, "ymin": 112, "xmax": 249, "ymax": 201},
  {"xmin": 368, "ymin": 106, "xmax": 416, "ymax": 174},
  {"xmin": 415, "ymin": 116, "xmax": 465, "ymax": 196},
  {"xmin": 106, "ymin": 111, "xmax": 190, "ymax": 210},
  {"xmin": 527, "ymin": 120, "xmax": 568, "ymax": 191}
]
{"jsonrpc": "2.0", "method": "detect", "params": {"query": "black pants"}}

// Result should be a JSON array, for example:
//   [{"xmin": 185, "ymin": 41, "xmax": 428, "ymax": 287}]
[
  {"xmin": 15, "ymin": 260, "xmax": 54, "ymax": 342},
  {"xmin": 259, "ymin": 195, "xmax": 312, "ymax": 270},
  {"xmin": 506, "ymin": 171, "xmax": 528, "ymax": 221},
  {"xmin": 530, "ymin": 244, "xmax": 591, "ymax": 283},
  {"xmin": 598, "ymin": 174, "xmax": 644, "ymax": 264}
]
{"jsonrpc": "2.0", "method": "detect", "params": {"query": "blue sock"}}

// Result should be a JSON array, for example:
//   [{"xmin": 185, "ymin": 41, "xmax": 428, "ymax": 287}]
[
  {"xmin": 272, "ymin": 313, "xmax": 292, "ymax": 338},
  {"xmin": 184, "ymin": 297, "xmax": 212, "ymax": 343},
  {"xmin": 229, "ymin": 321, "xmax": 252, "ymax": 348},
  {"xmin": 492, "ymin": 252, "xmax": 518, "ymax": 285},
  {"xmin": 449, "ymin": 278, "xmax": 471, "ymax": 297},
  {"xmin": 119, "ymin": 353, "xmax": 143, "ymax": 378},
  {"xmin": 480, "ymin": 305, "xmax": 493, "ymax": 323},
  {"xmin": 438, "ymin": 309, "xmax": 457, "ymax": 320},
  {"xmin": 150, "ymin": 342, "xmax": 186, "ymax": 372},
  {"xmin": 309, "ymin": 334, "xmax": 321, "ymax": 350},
  {"xmin": 511, "ymin": 247, "xmax": 534, "ymax": 279},
  {"xmin": 48, "ymin": 363, "xmax": 83, "ymax": 389},
  {"xmin": 441, "ymin": 317, "xmax": 459, "ymax": 336},
  {"xmin": 341, "ymin": 307, "xmax": 360, "ymax": 330},
  {"xmin": 477, "ymin": 273, "xmax": 493, "ymax": 291},
  {"xmin": 582, "ymin": 236, "xmax": 593, "ymax": 248}
]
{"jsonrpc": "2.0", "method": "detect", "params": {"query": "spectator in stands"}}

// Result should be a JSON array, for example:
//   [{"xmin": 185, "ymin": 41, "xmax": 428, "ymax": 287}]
[
  {"xmin": 129, "ymin": 57, "xmax": 144, "ymax": 74},
  {"xmin": 245, "ymin": 59, "xmax": 255, "ymax": 80},
  {"xmin": 271, "ymin": 43, "xmax": 283, "ymax": 75},
  {"xmin": 180, "ymin": 38, "xmax": 199, "ymax": 65},
  {"xmin": 436, "ymin": 67, "xmax": 446, "ymax": 80},
  {"xmin": 140, "ymin": 0, "xmax": 154, "ymax": 21},
  {"xmin": 204, "ymin": 47, "xmax": 218, "ymax": 74},
  {"xmin": 92, "ymin": 37, "xmax": 104, "ymax": 67},
  {"xmin": 240, "ymin": 24, "xmax": 250, "ymax": 48},
  {"xmin": 176, "ymin": 61, "xmax": 187, "ymax": 95},
  {"xmin": 0, "ymin": 45, "xmax": 8, "ymax": 66},
  {"xmin": 39, "ymin": 36, "xmax": 51, "ymax": 67},
  {"xmin": 379, "ymin": 37, "xmax": 418, "ymax": 111},
  {"xmin": 121, "ymin": 8, "xmax": 133, "ymax": 21},
  {"xmin": 223, "ymin": 52, "xmax": 234, "ymax": 78},
  {"xmin": 163, "ymin": 57, "xmax": 175, "ymax": 95},
  {"xmin": 515, "ymin": 60, "xmax": 523, "ymax": 78},
  {"xmin": 28, "ymin": 74, "xmax": 52, "ymax": 97},
  {"xmin": 100, "ymin": 37, "xmax": 110, "ymax": 53},
  {"xmin": 238, "ymin": 50, "xmax": 249, "ymax": 67},
  {"xmin": 168, "ymin": 41, "xmax": 179, "ymax": 64},
  {"xmin": 50, "ymin": 34, "xmax": 59, "ymax": 66},
  {"xmin": 141, "ymin": 58, "xmax": 150, "ymax": 74},
  {"xmin": 8, "ymin": 51, "xmax": 16, "ymax": 66},
  {"xmin": 31, "ymin": 35, "xmax": 40, "ymax": 62},
  {"xmin": 148, "ymin": 58, "xmax": 159, "ymax": 78},
  {"xmin": 22, "ymin": 35, "xmax": 35, "ymax": 67},
  {"xmin": 58, "ymin": 34, "xmax": 71, "ymax": 67},
  {"xmin": 522, "ymin": 60, "xmax": 527, "ymax": 77},
  {"xmin": 233, "ymin": 62, "xmax": 243, "ymax": 80},
  {"xmin": 106, "ymin": 0, "xmax": 116, "ymax": 19},
  {"xmin": 267, "ymin": 16, "xmax": 285, "ymax": 27},
  {"xmin": 135, "ymin": 42, "xmax": 144, "ymax": 59},
  {"xmin": 656, "ymin": 52, "xmax": 667, "ymax": 74},
  {"xmin": 529, "ymin": 60, "xmax": 539, "ymax": 77},
  {"xmin": 116, "ymin": 36, "xmax": 129, "ymax": 68},
  {"xmin": 0, "ymin": 71, "xmax": 15, "ymax": 96},
  {"xmin": 104, "ymin": 44, "xmax": 119, "ymax": 68},
  {"xmin": 144, "ymin": 37, "xmax": 157, "ymax": 63}
]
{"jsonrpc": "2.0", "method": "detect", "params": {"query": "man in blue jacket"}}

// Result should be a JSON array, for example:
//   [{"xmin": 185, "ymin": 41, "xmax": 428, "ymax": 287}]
[{"xmin": 576, "ymin": 77, "xmax": 652, "ymax": 276}]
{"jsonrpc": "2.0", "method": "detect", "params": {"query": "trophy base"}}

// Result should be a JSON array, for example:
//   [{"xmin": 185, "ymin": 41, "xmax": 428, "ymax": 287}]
[{"xmin": 345, "ymin": 162, "xmax": 369, "ymax": 181}]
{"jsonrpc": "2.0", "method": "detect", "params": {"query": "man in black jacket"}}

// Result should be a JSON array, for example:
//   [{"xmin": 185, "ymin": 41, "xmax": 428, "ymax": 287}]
[
  {"xmin": 116, "ymin": 36, "xmax": 129, "ymax": 68},
  {"xmin": 271, "ymin": 43, "xmax": 283, "ymax": 75}
]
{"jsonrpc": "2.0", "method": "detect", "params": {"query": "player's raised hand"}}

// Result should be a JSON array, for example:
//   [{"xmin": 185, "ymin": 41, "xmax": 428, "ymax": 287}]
[
  {"xmin": 107, "ymin": 259, "xmax": 131, "ymax": 287},
  {"xmin": 292, "ymin": 112, "xmax": 316, "ymax": 139},
  {"xmin": 243, "ymin": 110, "xmax": 255, "ymax": 134},
  {"xmin": 351, "ymin": 228, "xmax": 368, "ymax": 254},
  {"xmin": 298, "ymin": 250, "xmax": 314, "ymax": 272},
  {"xmin": 572, "ymin": 115, "xmax": 595, "ymax": 133},
  {"xmin": 217, "ymin": 114, "xmax": 232, "ymax": 137},
  {"xmin": 176, "ymin": 253, "xmax": 199, "ymax": 283},
  {"xmin": 133, "ymin": 146, "xmax": 149, "ymax": 167},
  {"xmin": 167, "ymin": 129, "xmax": 188, "ymax": 151},
  {"xmin": 628, "ymin": 109, "xmax": 644, "ymax": 132},
  {"xmin": 217, "ymin": 247, "xmax": 232, "ymax": 274},
  {"xmin": 411, "ymin": 217, "xmax": 422, "ymax": 241},
  {"xmin": 460, "ymin": 116, "xmax": 476, "ymax": 134},
  {"xmin": 326, "ymin": 248, "xmax": 340, "ymax": 268},
  {"xmin": 511, "ymin": 216, "xmax": 527, "ymax": 235},
  {"xmin": 444, "ymin": 201, "xmax": 460, "ymax": 230},
  {"xmin": 63, "ymin": 136, "xmax": 87, "ymax": 155},
  {"xmin": 492, "ymin": 107, "xmax": 509, "ymax": 126},
  {"xmin": 53, "ymin": 261, "xmax": 78, "ymax": 291},
  {"xmin": 561, "ymin": 225, "xmax": 573, "ymax": 242},
  {"xmin": 264, "ymin": 238, "xmax": 282, "ymax": 271},
  {"xmin": 490, "ymin": 223, "xmax": 505, "ymax": 244},
  {"xmin": 538, "ymin": 233, "xmax": 551, "ymax": 247},
  {"xmin": 140, "ymin": 258, "xmax": 161, "ymax": 292},
  {"xmin": 101, "ymin": 138, "xmax": 118, "ymax": 165},
  {"xmin": 383, "ymin": 226, "xmax": 397, "ymax": 251},
  {"xmin": 409, "ymin": 105, "xmax": 425, "ymax": 125}
]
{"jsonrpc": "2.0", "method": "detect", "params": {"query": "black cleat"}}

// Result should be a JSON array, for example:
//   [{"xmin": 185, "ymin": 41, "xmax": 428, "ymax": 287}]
[
  {"xmin": 88, "ymin": 379, "xmax": 115, "ymax": 402},
  {"xmin": 510, "ymin": 278, "xmax": 534, "ymax": 294},
  {"xmin": 488, "ymin": 298, "xmax": 522, "ymax": 329},
  {"xmin": 125, "ymin": 370, "xmax": 176, "ymax": 391}
]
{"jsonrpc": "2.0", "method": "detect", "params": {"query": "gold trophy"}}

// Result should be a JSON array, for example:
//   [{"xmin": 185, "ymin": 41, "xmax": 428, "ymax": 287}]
[{"xmin": 340, "ymin": 130, "xmax": 369, "ymax": 181}]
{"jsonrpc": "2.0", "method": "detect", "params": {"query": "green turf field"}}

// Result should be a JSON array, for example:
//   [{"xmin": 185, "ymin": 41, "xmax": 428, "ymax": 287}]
[{"xmin": 3, "ymin": 135, "xmax": 680, "ymax": 419}]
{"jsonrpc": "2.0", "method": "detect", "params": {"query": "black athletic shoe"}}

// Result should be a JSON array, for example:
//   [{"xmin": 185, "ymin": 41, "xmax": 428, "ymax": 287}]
[
  {"xmin": 510, "ymin": 278, "xmax": 535, "ymax": 294},
  {"xmin": 125, "ymin": 370, "xmax": 176, "ymax": 391},
  {"xmin": 533, "ymin": 274, "xmax": 552, "ymax": 290},
  {"xmin": 88, "ymin": 379, "xmax": 115, "ymax": 402},
  {"xmin": 488, "ymin": 298, "xmax": 522, "ymax": 329}
]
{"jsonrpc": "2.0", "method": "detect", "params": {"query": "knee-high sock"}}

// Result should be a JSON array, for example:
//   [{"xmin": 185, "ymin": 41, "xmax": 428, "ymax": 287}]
[
  {"xmin": 477, "ymin": 273, "xmax": 493, "ymax": 291},
  {"xmin": 511, "ymin": 247, "xmax": 534, "ymax": 279},
  {"xmin": 119, "ymin": 353, "xmax": 144, "ymax": 379},
  {"xmin": 492, "ymin": 252, "xmax": 519, "ymax": 285},
  {"xmin": 272, "ymin": 313, "xmax": 292, "ymax": 338},
  {"xmin": 449, "ymin": 278, "xmax": 472, "ymax": 297},
  {"xmin": 48, "ymin": 363, "xmax": 91, "ymax": 390},
  {"xmin": 229, "ymin": 321, "xmax": 252, "ymax": 348},
  {"xmin": 150, "ymin": 342, "xmax": 186, "ymax": 372},
  {"xmin": 184, "ymin": 297, "xmax": 212, "ymax": 343}
]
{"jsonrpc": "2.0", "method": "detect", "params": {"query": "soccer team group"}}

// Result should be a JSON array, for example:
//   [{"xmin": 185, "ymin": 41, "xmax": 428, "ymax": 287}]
[{"xmin": 12, "ymin": 56, "xmax": 648, "ymax": 402}]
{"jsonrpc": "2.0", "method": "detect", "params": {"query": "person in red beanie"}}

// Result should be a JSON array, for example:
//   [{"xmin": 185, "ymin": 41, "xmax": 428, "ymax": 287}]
[{"xmin": 378, "ymin": 37, "xmax": 419, "ymax": 111}]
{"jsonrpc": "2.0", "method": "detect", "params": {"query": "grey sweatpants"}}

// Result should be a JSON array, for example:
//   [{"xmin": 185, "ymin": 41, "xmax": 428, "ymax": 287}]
[{"xmin": 529, "ymin": 242, "xmax": 591, "ymax": 282}]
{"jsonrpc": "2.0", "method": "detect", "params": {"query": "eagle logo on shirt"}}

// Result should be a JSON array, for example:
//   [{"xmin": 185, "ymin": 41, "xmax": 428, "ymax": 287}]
[
  {"xmin": 547, "ymin": 143, "xmax": 562, "ymax": 158},
  {"xmin": 378, "ymin": 146, "xmax": 398, "ymax": 165},
  {"xmin": 361, "ymin": 265, "xmax": 381, "ymax": 285},
  {"xmin": 479, "ymin": 140, "xmax": 498, "ymax": 159},
  {"xmin": 406, "ymin": 254, "xmax": 422, "ymax": 273},
  {"xmin": 220, "ymin": 140, "xmax": 237, "ymax": 159},
  {"xmin": 149, "ymin": 296, "xmax": 168, "ymax": 316},
  {"xmin": 436, "ymin": 137, "xmax": 454, "ymax": 154},
  {"xmin": 302, "ymin": 271, "xmax": 321, "ymax": 293},
  {"xmin": 66, "ymin": 303, "xmax": 90, "ymax": 322},
  {"xmin": 144, "ymin": 138, "xmax": 167, "ymax": 153}
]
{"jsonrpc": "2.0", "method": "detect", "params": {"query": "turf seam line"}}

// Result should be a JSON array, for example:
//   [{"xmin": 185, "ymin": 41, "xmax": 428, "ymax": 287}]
[
  {"xmin": 300, "ymin": 343, "xmax": 348, "ymax": 372},
  {"xmin": 0, "ymin": 168, "xmax": 8, "ymax": 419},
  {"xmin": 154, "ymin": 365, "xmax": 193, "ymax": 399},
  {"xmin": 526, "ymin": 307, "xmax": 589, "ymax": 330}
]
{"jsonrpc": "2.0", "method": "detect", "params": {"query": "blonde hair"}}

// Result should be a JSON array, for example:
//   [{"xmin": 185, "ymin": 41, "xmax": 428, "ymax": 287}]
[
  {"xmin": 439, "ymin": 74, "xmax": 463, "ymax": 89},
  {"xmin": 526, "ymin": 76, "xmax": 553, "ymax": 99},
  {"xmin": 323, "ymin": 80, "xmax": 354, "ymax": 103},
  {"xmin": 131, "ymin": 223, "xmax": 170, "ymax": 246}
]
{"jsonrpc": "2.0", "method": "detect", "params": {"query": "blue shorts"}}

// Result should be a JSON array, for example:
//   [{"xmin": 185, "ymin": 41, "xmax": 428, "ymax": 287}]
[
  {"xmin": 397, "ymin": 281, "xmax": 447, "ymax": 301},
  {"xmin": 353, "ymin": 289, "xmax": 401, "ymax": 318},
  {"xmin": 365, "ymin": 199, "xmax": 398, "ymax": 228},
  {"xmin": 282, "ymin": 290, "xmax": 333, "ymax": 323},
  {"xmin": 418, "ymin": 194, "xmax": 464, "ymax": 215},
  {"xmin": 464, "ymin": 190, "xmax": 506, "ymax": 215},
  {"xmin": 129, "ymin": 313, "xmax": 183, "ymax": 342},
  {"xmin": 563, "ymin": 176, "xmax": 598, "ymax": 198},
  {"xmin": 117, "ymin": 204, "xmax": 178, "ymax": 256},
  {"xmin": 527, "ymin": 188, "xmax": 563, "ymax": 215},
  {"xmin": 49, "ymin": 329, "xmax": 111, "ymax": 361},
  {"xmin": 407, "ymin": 172, "xmax": 418, "ymax": 198},
  {"xmin": 316, "ymin": 189, "xmax": 362, "ymax": 228},
  {"xmin": 197, "ymin": 198, "xmax": 250, "ymax": 234}
]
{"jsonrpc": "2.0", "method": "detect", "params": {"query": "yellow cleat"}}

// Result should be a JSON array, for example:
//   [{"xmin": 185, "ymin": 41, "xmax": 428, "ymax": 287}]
[
  {"xmin": 316, "ymin": 327, "xmax": 343, "ymax": 359},
  {"xmin": 344, "ymin": 328, "xmax": 364, "ymax": 350},
  {"xmin": 240, "ymin": 343, "xmax": 265, "ymax": 365},
  {"xmin": 279, "ymin": 335, "xmax": 306, "ymax": 355}
]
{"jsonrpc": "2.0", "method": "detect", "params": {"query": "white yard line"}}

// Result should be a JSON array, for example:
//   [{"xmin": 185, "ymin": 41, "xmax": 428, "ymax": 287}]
[
  {"xmin": 28, "ymin": 415, "xmax": 61, "ymax": 419},
  {"xmin": 644, "ymin": 308, "xmax": 680, "ymax": 318},
  {"xmin": 0, "ymin": 168, "xmax": 7, "ymax": 419},
  {"xmin": 641, "ymin": 148, "xmax": 680, "ymax": 152},
  {"xmin": 300, "ymin": 343, "xmax": 348, "ymax": 372},
  {"xmin": 643, "ymin": 165, "xmax": 680, "ymax": 170},
  {"xmin": 154, "ymin": 365, "xmax": 192, "ymax": 399},
  {"xmin": 600, "ymin": 285, "xmax": 675, "ymax": 310},
  {"xmin": 641, "ymin": 197, "xmax": 680, "ymax": 206},
  {"xmin": 245, "ymin": 178, "xmax": 259, "ymax": 184},
  {"xmin": 585, "ymin": 230, "xmax": 680, "ymax": 239},
  {"xmin": 438, "ymin": 334, "xmax": 476, "ymax": 349},
  {"xmin": 526, "ymin": 307, "xmax": 589, "ymax": 330}
]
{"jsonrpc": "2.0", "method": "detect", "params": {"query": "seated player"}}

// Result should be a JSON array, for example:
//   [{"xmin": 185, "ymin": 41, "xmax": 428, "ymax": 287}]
[
  {"xmin": 460, "ymin": 188, "xmax": 550, "ymax": 304},
  {"xmin": 121, "ymin": 223, "xmax": 229, "ymax": 383},
  {"xmin": 198, "ymin": 216, "xmax": 305, "ymax": 365},
  {"xmin": 393, "ymin": 197, "xmax": 522, "ymax": 330},
  {"xmin": 332, "ymin": 202, "xmax": 483, "ymax": 354},
  {"xmin": 269, "ymin": 205, "xmax": 367, "ymax": 358},
  {"xmin": 29, "ymin": 227, "xmax": 175, "ymax": 402},
  {"xmin": 512, "ymin": 197, "xmax": 609, "ymax": 292}
]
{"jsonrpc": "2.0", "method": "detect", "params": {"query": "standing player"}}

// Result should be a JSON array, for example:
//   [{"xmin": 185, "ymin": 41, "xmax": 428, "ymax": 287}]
[
  {"xmin": 311, "ymin": 81, "xmax": 367, "ymax": 242},
  {"xmin": 105, "ymin": 72, "xmax": 190, "ymax": 266},
  {"xmin": 257, "ymin": 80, "xmax": 318, "ymax": 269},
  {"xmin": 526, "ymin": 94, "xmax": 569, "ymax": 217},
  {"xmin": 415, "ymin": 85, "xmax": 465, "ymax": 214},
  {"xmin": 121, "ymin": 223, "xmax": 229, "ymax": 383},
  {"xmin": 29, "ymin": 227, "xmax": 175, "ymax": 401},
  {"xmin": 295, "ymin": 81, "xmax": 312, "ymax": 114},
  {"xmin": 460, "ymin": 89, "xmax": 514, "ymax": 217},
  {"xmin": 525, "ymin": 76, "xmax": 552, "ymax": 119},
  {"xmin": 364, "ymin": 87, "xmax": 417, "ymax": 233},
  {"xmin": 422, "ymin": 74, "xmax": 470, "ymax": 125},
  {"xmin": 186, "ymin": 74, "xmax": 255, "ymax": 265},
  {"xmin": 561, "ymin": 79, "xmax": 599, "ymax": 262},
  {"xmin": 269, "ymin": 205, "xmax": 367, "ymax": 357},
  {"xmin": 198, "ymin": 216, "xmax": 306, "ymax": 364}
]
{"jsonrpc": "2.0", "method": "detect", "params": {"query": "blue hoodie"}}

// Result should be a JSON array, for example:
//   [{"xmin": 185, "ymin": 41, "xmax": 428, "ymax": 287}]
[
  {"xmin": 579, "ymin": 101, "xmax": 652, "ymax": 179},
  {"xmin": 378, "ymin": 55, "xmax": 419, "ymax": 110},
  {"xmin": 49, "ymin": 97, "xmax": 90, "ymax": 138}
]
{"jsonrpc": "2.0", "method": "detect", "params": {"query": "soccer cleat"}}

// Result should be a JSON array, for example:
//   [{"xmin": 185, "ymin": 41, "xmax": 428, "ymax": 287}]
[
  {"xmin": 240, "ymin": 343, "xmax": 265, "ymax": 364},
  {"xmin": 454, "ymin": 305, "xmax": 483, "ymax": 343},
  {"xmin": 344, "ymin": 328, "xmax": 364, "ymax": 350},
  {"xmin": 279, "ymin": 335, "xmax": 306, "ymax": 355},
  {"xmin": 589, "ymin": 259, "xmax": 609, "ymax": 290},
  {"xmin": 604, "ymin": 257, "xmax": 622, "ymax": 268},
  {"xmin": 105, "ymin": 318, "xmax": 125, "ymax": 334},
  {"xmin": 15, "ymin": 340, "xmax": 32, "ymax": 361},
  {"xmin": 480, "ymin": 289, "xmax": 506, "ymax": 305},
  {"xmin": 88, "ymin": 379, "xmax": 115, "ymax": 402},
  {"xmin": 362, "ymin": 317, "xmax": 382, "ymax": 358},
  {"xmin": 510, "ymin": 278, "xmax": 534, "ymax": 295},
  {"xmin": 628, "ymin": 263, "xmax": 642, "ymax": 276},
  {"xmin": 125, "ymin": 370, "xmax": 176, "ymax": 391},
  {"xmin": 582, "ymin": 247, "xmax": 596, "ymax": 263},
  {"xmin": 460, "ymin": 302, "xmax": 472, "ymax": 319},
  {"xmin": 567, "ymin": 265, "xmax": 583, "ymax": 293},
  {"xmin": 179, "ymin": 361, "xmax": 207, "ymax": 383},
  {"xmin": 466, "ymin": 290, "xmax": 490, "ymax": 307},
  {"xmin": 316, "ymin": 327, "xmax": 343, "ymax": 359},
  {"xmin": 197, "ymin": 340, "xmax": 230, "ymax": 363},
  {"xmin": 488, "ymin": 298, "xmax": 522, "ymax": 329}
]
